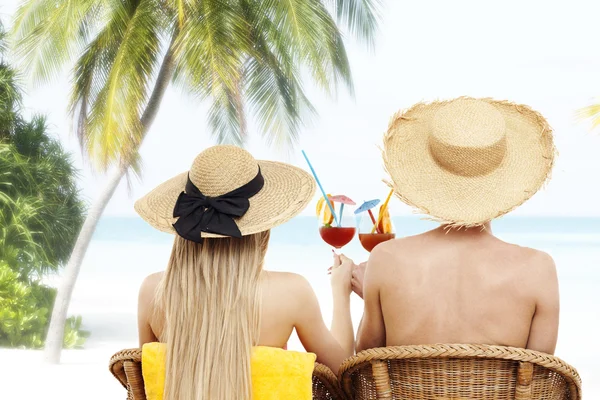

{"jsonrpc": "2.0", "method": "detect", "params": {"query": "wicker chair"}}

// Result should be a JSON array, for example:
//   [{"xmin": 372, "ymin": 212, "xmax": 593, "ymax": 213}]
[
  {"xmin": 339, "ymin": 344, "xmax": 582, "ymax": 400},
  {"xmin": 109, "ymin": 348, "xmax": 345, "ymax": 400}
]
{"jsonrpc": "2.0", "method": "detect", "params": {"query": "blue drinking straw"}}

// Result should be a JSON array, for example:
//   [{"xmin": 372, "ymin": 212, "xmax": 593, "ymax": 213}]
[
  {"xmin": 301, "ymin": 150, "xmax": 339, "ymax": 226},
  {"xmin": 338, "ymin": 204, "xmax": 345, "ymax": 227}
]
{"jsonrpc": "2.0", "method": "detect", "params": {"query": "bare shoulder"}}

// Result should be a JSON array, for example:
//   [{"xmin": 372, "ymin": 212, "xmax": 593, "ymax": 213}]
[
  {"xmin": 138, "ymin": 271, "xmax": 164, "ymax": 303},
  {"xmin": 508, "ymin": 245, "xmax": 556, "ymax": 271},
  {"xmin": 262, "ymin": 271, "xmax": 317, "ymax": 316},
  {"xmin": 368, "ymin": 233, "xmax": 425, "ymax": 270},
  {"xmin": 521, "ymin": 247, "xmax": 557, "ymax": 278},
  {"xmin": 502, "ymin": 245, "xmax": 558, "ymax": 293},
  {"xmin": 264, "ymin": 271, "xmax": 313, "ymax": 295}
]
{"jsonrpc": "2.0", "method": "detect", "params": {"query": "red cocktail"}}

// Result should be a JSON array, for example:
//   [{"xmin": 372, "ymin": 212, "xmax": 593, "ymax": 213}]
[
  {"xmin": 356, "ymin": 198, "xmax": 396, "ymax": 253},
  {"xmin": 359, "ymin": 233, "xmax": 396, "ymax": 252},
  {"xmin": 316, "ymin": 194, "xmax": 356, "ymax": 249},
  {"xmin": 319, "ymin": 226, "xmax": 356, "ymax": 249}
]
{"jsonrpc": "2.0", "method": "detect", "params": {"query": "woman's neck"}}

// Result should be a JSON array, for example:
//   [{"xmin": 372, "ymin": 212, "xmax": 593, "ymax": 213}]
[{"xmin": 437, "ymin": 222, "xmax": 493, "ymax": 236}]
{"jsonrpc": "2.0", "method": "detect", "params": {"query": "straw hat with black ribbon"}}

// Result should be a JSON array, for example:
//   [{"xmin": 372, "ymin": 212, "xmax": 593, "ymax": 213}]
[
  {"xmin": 135, "ymin": 145, "xmax": 316, "ymax": 242},
  {"xmin": 382, "ymin": 97, "xmax": 556, "ymax": 227}
]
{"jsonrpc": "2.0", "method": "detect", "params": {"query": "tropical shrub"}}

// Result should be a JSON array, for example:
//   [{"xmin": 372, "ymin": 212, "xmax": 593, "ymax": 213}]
[
  {"xmin": 0, "ymin": 23, "xmax": 88, "ymax": 348},
  {"xmin": 0, "ymin": 261, "xmax": 88, "ymax": 348}
]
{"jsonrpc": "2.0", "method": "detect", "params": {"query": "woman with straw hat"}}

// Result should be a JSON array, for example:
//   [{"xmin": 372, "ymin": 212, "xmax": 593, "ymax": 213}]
[
  {"xmin": 351, "ymin": 97, "xmax": 560, "ymax": 356},
  {"xmin": 135, "ymin": 145, "xmax": 354, "ymax": 400}
]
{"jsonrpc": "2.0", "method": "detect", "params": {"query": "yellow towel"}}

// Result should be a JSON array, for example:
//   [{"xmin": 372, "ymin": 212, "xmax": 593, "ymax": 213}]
[{"xmin": 141, "ymin": 342, "xmax": 316, "ymax": 400}]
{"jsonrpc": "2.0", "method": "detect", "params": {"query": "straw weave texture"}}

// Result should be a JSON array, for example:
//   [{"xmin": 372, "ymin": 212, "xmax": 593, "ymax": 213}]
[
  {"xmin": 340, "ymin": 344, "xmax": 581, "ymax": 400},
  {"xmin": 135, "ymin": 145, "xmax": 316, "ymax": 238},
  {"xmin": 383, "ymin": 97, "xmax": 555, "ymax": 227}
]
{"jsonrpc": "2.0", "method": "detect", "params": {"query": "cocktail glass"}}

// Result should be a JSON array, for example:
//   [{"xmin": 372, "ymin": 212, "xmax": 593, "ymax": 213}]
[
  {"xmin": 318, "ymin": 204, "xmax": 356, "ymax": 249},
  {"xmin": 357, "ymin": 208, "xmax": 395, "ymax": 252}
]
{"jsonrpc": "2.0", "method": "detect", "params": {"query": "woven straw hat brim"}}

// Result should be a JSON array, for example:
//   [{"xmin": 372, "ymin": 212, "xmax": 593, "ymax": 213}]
[
  {"xmin": 134, "ymin": 160, "xmax": 316, "ymax": 238},
  {"xmin": 383, "ymin": 98, "xmax": 555, "ymax": 227}
]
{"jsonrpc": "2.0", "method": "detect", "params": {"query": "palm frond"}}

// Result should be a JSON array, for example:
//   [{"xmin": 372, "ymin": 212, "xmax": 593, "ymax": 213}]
[
  {"xmin": 314, "ymin": 2, "xmax": 354, "ymax": 95},
  {"xmin": 69, "ymin": 8, "xmax": 132, "ymax": 154},
  {"xmin": 270, "ymin": 0, "xmax": 332, "ymax": 91},
  {"xmin": 162, "ymin": 0, "xmax": 188, "ymax": 27},
  {"xmin": 13, "ymin": 0, "xmax": 382, "ymax": 157},
  {"xmin": 76, "ymin": 0, "xmax": 164, "ymax": 170},
  {"xmin": 267, "ymin": 0, "xmax": 354, "ymax": 96},
  {"xmin": 576, "ymin": 103, "xmax": 600, "ymax": 131},
  {"xmin": 172, "ymin": 0, "xmax": 249, "ymax": 99},
  {"xmin": 326, "ymin": 0, "xmax": 382, "ymax": 46},
  {"xmin": 208, "ymin": 78, "xmax": 246, "ymax": 145},
  {"xmin": 0, "ymin": 65, "xmax": 22, "ymax": 136},
  {"xmin": 243, "ymin": 4, "xmax": 316, "ymax": 148},
  {"xmin": 245, "ymin": 57, "xmax": 315, "ymax": 150},
  {"xmin": 11, "ymin": 0, "xmax": 104, "ymax": 84},
  {"xmin": 0, "ymin": 22, "xmax": 7, "ymax": 57},
  {"xmin": 0, "ymin": 116, "xmax": 85, "ymax": 275}
]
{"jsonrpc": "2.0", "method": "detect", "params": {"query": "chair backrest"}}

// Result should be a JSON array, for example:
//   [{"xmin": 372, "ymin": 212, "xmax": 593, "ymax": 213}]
[
  {"xmin": 339, "ymin": 344, "xmax": 582, "ymax": 400},
  {"xmin": 109, "ymin": 348, "xmax": 345, "ymax": 400}
]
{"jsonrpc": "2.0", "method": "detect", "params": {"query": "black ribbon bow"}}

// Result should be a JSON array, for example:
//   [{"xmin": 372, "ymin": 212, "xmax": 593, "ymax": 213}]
[{"xmin": 172, "ymin": 168, "xmax": 264, "ymax": 242}]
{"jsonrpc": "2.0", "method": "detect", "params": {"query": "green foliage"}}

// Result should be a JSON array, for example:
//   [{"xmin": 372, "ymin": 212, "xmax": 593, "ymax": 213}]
[
  {"xmin": 0, "ymin": 66, "xmax": 21, "ymax": 139},
  {"xmin": 11, "ymin": 0, "xmax": 382, "ymax": 170},
  {"xmin": 0, "ymin": 262, "xmax": 44, "ymax": 347},
  {"xmin": 63, "ymin": 315, "xmax": 89, "ymax": 349},
  {"xmin": 0, "ymin": 53, "xmax": 85, "ymax": 277},
  {"xmin": 0, "ymin": 24, "xmax": 89, "ymax": 348},
  {"xmin": 0, "ymin": 262, "xmax": 89, "ymax": 348},
  {"xmin": 0, "ymin": 118, "xmax": 86, "ymax": 278}
]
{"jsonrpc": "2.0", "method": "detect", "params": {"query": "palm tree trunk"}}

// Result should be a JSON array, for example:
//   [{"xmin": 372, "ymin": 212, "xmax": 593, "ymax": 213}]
[
  {"xmin": 44, "ymin": 40, "xmax": 176, "ymax": 364},
  {"xmin": 43, "ymin": 165, "xmax": 126, "ymax": 363}
]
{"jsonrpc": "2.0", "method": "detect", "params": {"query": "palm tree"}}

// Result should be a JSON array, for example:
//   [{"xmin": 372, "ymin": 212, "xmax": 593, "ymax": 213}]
[{"xmin": 11, "ymin": 0, "xmax": 382, "ymax": 363}]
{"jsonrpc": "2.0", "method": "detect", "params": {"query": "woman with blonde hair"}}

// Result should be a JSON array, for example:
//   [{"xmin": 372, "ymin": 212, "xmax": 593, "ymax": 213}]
[{"xmin": 135, "ymin": 145, "xmax": 354, "ymax": 400}]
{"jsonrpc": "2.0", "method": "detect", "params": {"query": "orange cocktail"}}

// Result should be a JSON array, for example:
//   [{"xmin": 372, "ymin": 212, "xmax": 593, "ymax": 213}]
[
  {"xmin": 359, "ymin": 233, "xmax": 396, "ymax": 252},
  {"xmin": 356, "ymin": 194, "xmax": 395, "ymax": 252}
]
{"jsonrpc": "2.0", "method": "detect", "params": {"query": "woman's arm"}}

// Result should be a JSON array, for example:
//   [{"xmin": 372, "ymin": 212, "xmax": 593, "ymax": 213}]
[
  {"xmin": 355, "ymin": 250, "xmax": 386, "ymax": 352},
  {"xmin": 525, "ymin": 252, "xmax": 559, "ymax": 354},
  {"xmin": 293, "ymin": 255, "xmax": 354, "ymax": 372},
  {"xmin": 329, "ymin": 254, "xmax": 355, "ymax": 355}
]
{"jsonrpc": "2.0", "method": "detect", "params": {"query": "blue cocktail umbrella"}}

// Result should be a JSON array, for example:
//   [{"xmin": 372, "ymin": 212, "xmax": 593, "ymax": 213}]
[
  {"xmin": 355, "ymin": 199, "xmax": 381, "ymax": 233},
  {"xmin": 354, "ymin": 199, "xmax": 381, "ymax": 214}
]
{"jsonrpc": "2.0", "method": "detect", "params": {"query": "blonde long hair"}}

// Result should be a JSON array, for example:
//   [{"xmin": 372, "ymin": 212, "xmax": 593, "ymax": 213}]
[{"xmin": 158, "ymin": 230, "xmax": 270, "ymax": 400}]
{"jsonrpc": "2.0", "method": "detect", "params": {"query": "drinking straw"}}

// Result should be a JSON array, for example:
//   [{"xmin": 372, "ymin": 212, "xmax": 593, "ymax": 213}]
[
  {"xmin": 301, "ymin": 150, "xmax": 339, "ymax": 226},
  {"xmin": 368, "ymin": 210, "xmax": 381, "ymax": 233},
  {"xmin": 338, "ymin": 204, "xmax": 345, "ymax": 227},
  {"xmin": 372, "ymin": 189, "xmax": 395, "ymax": 233}
]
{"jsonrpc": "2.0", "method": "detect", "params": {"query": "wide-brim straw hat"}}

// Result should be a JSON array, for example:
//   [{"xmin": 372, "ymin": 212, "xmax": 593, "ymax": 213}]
[
  {"xmin": 383, "ymin": 97, "xmax": 555, "ymax": 227},
  {"xmin": 135, "ymin": 145, "xmax": 316, "ymax": 238}
]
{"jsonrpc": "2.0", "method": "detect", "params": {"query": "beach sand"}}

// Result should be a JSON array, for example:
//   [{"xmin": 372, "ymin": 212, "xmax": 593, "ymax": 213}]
[
  {"xmin": 1, "ymin": 220, "xmax": 598, "ymax": 399},
  {"xmin": 1, "ymin": 303, "xmax": 597, "ymax": 399}
]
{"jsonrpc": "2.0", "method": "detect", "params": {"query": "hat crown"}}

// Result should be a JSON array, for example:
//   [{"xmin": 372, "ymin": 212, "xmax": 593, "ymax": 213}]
[
  {"xmin": 429, "ymin": 99, "xmax": 507, "ymax": 177},
  {"xmin": 189, "ymin": 145, "xmax": 259, "ymax": 197}
]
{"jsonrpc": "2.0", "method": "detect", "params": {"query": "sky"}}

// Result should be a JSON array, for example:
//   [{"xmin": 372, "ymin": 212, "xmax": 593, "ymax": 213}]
[{"xmin": 2, "ymin": 0, "xmax": 600, "ymax": 218}]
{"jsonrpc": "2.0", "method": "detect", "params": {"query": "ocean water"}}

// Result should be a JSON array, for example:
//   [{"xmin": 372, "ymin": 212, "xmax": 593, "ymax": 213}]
[
  {"xmin": 93, "ymin": 215, "xmax": 600, "ymax": 246},
  {"xmin": 67, "ymin": 215, "xmax": 600, "ymax": 390}
]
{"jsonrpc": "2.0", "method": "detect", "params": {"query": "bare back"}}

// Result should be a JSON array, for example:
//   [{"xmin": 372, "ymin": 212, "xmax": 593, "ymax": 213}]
[
  {"xmin": 138, "ymin": 270, "xmax": 353, "ymax": 371},
  {"xmin": 356, "ymin": 226, "xmax": 559, "ymax": 354}
]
